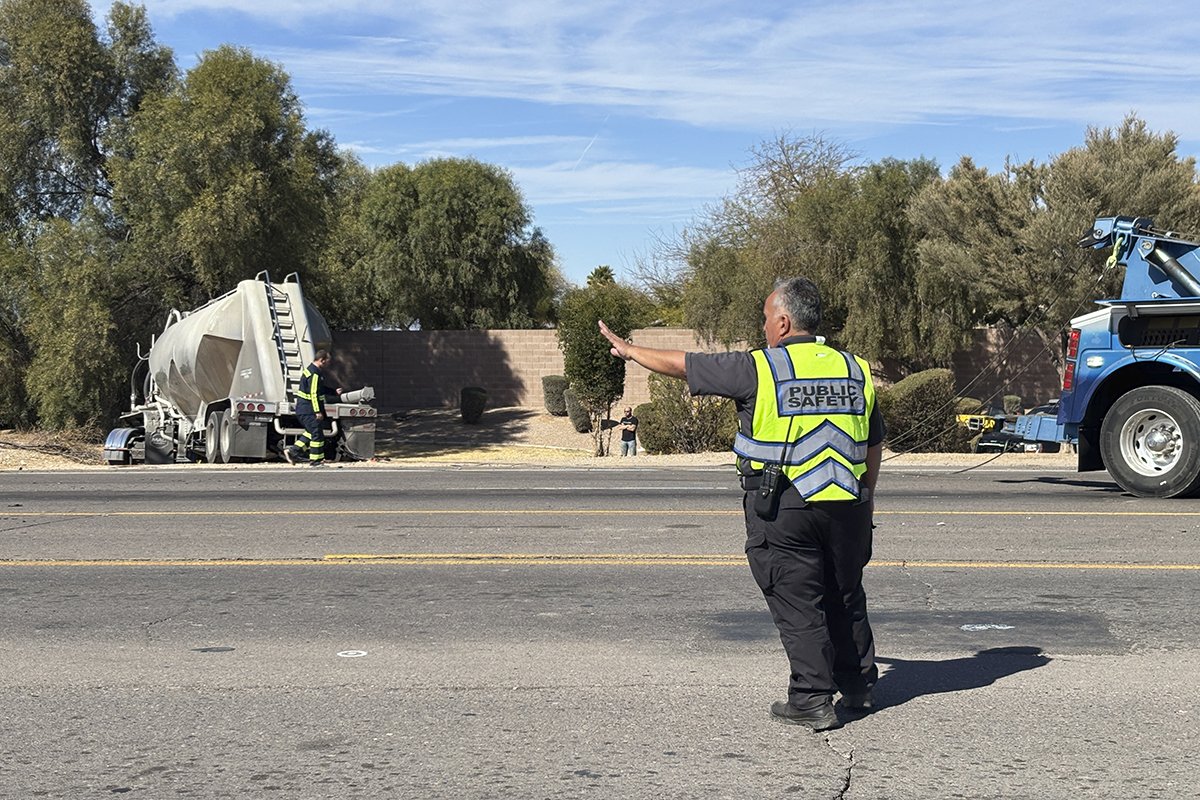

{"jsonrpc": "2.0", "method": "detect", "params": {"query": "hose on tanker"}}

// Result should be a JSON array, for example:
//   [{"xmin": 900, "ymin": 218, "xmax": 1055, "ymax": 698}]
[{"xmin": 130, "ymin": 359, "xmax": 150, "ymax": 406}]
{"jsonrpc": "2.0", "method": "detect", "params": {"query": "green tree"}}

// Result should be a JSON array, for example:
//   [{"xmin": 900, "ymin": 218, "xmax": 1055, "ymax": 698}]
[
  {"xmin": 677, "ymin": 134, "xmax": 857, "ymax": 348},
  {"xmin": 111, "ymin": 44, "xmax": 342, "ymax": 307},
  {"xmin": 830, "ymin": 158, "xmax": 946, "ymax": 366},
  {"xmin": 678, "ymin": 133, "xmax": 945, "ymax": 373},
  {"xmin": 910, "ymin": 115, "xmax": 1200, "ymax": 380},
  {"xmin": 8, "ymin": 219, "xmax": 129, "ymax": 428},
  {"xmin": 587, "ymin": 265, "xmax": 615, "ymax": 286},
  {"xmin": 0, "ymin": 0, "xmax": 174, "ymax": 228},
  {"xmin": 557, "ymin": 282, "xmax": 653, "ymax": 455},
  {"xmin": 0, "ymin": 0, "xmax": 174, "ymax": 427},
  {"xmin": 361, "ymin": 157, "xmax": 559, "ymax": 329},
  {"xmin": 682, "ymin": 238, "xmax": 772, "ymax": 348},
  {"xmin": 0, "ymin": 236, "xmax": 31, "ymax": 425},
  {"xmin": 304, "ymin": 155, "xmax": 394, "ymax": 329}
]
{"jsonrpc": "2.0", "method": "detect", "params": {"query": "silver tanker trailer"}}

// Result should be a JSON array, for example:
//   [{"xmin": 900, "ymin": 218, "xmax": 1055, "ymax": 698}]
[{"xmin": 103, "ymin": 272, "xmax": 376, "ymax": 465}]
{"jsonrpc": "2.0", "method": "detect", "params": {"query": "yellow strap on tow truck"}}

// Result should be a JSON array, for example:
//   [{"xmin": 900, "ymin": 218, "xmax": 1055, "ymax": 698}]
[{"xmin": 1106, "ymin": 233, "xmax": 1126, "ymax": 270}]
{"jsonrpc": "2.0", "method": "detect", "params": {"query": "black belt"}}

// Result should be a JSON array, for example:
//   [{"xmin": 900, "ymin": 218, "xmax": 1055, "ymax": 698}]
[{"xmin": 739, "ymin": 473, "xmax": 872, "ymax": 505}]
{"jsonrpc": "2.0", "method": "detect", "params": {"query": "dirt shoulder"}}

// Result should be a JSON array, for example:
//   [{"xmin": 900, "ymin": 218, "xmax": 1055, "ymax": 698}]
[{"xmin": 0, "ymin": 407, "xmax": 1077, "ymax": 471}]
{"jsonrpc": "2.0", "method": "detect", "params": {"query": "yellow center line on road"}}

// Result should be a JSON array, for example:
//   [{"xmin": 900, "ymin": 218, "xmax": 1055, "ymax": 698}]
[
  {"xmin": 7, "ymin": 509, "xmax": 1200, "ymax": 517},
  {"xmin": 0, "ymin": 555, "xmax": 1197, "ymax": 570},
  {"xmin": 1, "ymin": 509, "xmax": 736, "ymax": 517}
]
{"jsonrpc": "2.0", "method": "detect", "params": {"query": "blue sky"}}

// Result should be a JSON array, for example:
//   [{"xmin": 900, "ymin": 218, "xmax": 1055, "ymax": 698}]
[{"xmin": 90, "ymin": 1, "xmax": 1200, "ymax": 286}]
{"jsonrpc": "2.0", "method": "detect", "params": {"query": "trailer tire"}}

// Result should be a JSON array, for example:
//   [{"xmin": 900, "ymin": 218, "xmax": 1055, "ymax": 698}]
[
  {"xmin": 218, "ymin": 409, "xmax": 236, "ymax": 462},
  {"xmin": 205, "ymin": 411, "xmax": 228, "ymax": 464},
  {"xmin": 1100, "ymin": 386, "xmax": 1200, "ymax": 498}
]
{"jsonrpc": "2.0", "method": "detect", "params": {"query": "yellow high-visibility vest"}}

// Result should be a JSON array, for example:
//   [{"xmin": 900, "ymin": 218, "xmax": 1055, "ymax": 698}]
[{"xmin": 734, "ymin": 342, "xmax": 875, "ymax": 502}]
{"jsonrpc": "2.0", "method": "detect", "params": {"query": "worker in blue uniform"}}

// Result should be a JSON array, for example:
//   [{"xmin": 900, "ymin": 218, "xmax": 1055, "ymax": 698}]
[
  {"xmin": 598, "ymin": 277, "xmax": 883, "ymax": 731},
  {"xmin": 286, "ymin": 349, "xmax": 342, "ymax": 467}
]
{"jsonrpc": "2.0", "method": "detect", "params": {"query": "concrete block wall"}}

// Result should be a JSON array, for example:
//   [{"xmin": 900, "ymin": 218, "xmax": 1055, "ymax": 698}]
[
  {"xmin": 329, "ymin": 327, "xmax": 1061, "ymax": 412},
  {"xmin": 950, "ymin": 327, "xmax": 1062, "ymax": 408},
  {"xmin": 329, "ymin": 328, "xmax": 725, "ymax": 412}
]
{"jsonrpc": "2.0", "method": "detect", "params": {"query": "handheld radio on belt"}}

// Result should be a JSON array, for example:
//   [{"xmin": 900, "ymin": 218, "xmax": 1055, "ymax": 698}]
[{"xmin": 753, "ymin": 413, "xmax": 797, "ymax": 521}]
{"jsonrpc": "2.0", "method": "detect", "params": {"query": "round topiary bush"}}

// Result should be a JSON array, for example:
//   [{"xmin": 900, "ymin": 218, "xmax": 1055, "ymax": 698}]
[
  {"xmin": 878, "ymin": 369, "xmax": 973, "ymax": 453},
  {"xmin": 460, "ymin": 386, "xmax": 487, "ymax": 424},
  {"xmin": 633, "ymin": 402, "xmax": 666, "ymax": 454},
  {"xmin": 542, "ymin": 375, "xmax": 568, "ymax": 416}
]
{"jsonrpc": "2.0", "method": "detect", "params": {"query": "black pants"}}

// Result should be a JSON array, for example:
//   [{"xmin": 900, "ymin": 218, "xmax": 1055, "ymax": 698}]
[{"xmin": 744, "ymin": 485, "xmax": 877, "ymax": 707}]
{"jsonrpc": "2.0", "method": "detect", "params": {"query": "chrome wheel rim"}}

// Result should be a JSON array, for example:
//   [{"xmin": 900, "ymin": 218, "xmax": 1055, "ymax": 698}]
[{"xmin": 1119, "ymin": 408, "xmax": 1182, "ymax": 476}]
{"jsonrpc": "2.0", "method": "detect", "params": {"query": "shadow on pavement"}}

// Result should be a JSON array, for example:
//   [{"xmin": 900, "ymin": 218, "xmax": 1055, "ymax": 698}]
[
  {"xmin": 375, "ymin": 408, "xmax": 545, "ymax": 458},
  {"xmin": 873, "ymin": 646, "xmax": 1051, "ymax": 710},
  {"xmin": 995, "ymin": 475, "xmax": 1122, "ymax": 492}
]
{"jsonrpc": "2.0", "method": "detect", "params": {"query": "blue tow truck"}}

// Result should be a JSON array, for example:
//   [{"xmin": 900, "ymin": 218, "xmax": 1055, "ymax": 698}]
[{"xmin": 1014, "ymin": 216, "xmax": 1200, "ymax": 497}]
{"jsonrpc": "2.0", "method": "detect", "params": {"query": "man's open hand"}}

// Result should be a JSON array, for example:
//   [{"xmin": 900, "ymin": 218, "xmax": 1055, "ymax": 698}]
[{"xmin": 598, "ymin": 320, "xmax": 631, "ymax": 360}]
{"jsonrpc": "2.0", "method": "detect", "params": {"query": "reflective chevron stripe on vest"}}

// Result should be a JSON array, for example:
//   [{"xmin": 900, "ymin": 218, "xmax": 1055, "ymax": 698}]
[
  {"xmin": 733, "ymin": 342, "xmax": 874, "ymax": 502},
  {"xmin": 295, "ymin": 366, "xmax": 322, "ymax": 412}
]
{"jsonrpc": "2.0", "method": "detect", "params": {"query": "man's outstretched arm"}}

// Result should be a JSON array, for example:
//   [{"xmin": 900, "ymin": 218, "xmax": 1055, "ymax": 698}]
[{"xmin": 598, "ymin": 320, "xmax": 687, "ymax": 379}]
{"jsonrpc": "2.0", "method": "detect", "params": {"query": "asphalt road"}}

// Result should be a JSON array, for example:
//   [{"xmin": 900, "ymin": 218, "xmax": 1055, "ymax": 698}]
[{"xmin": 1, "ymin": 462, "xmax": 1198, "ymax": 799}]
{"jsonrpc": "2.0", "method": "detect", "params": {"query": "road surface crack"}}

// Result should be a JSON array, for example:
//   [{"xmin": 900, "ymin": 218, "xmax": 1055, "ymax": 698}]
[
  {"xmin": 142, "ymin": 605, "xmax": 190, "ymax": 642},
  {"xmin": 824, "ymin": 736, "xmax": 854, "ymax": 799},
  {"xmin": 900, "ymin": 562, "xmax": 936, "ymax": 609}
]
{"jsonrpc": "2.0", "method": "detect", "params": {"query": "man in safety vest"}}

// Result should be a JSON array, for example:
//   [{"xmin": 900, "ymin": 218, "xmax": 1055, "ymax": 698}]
[
  {"xmin": 598, "ymin": 276, "xmax": 883, "ymax": 731},
  {"xmin": 285, "ymin": 349, "xmax": 342, "ymax": 467}
]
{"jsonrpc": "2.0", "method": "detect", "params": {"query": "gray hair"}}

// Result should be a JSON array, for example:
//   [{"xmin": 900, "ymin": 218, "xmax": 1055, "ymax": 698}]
[{"xmin": 772, "ymin": 277, "xmax": 822, "ymax": 333}]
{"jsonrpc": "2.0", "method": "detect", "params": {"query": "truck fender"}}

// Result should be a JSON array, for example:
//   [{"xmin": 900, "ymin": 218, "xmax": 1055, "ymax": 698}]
[{"xmin": 1074, "ymin": 352, "xmax": 1200, "ymax": 420}]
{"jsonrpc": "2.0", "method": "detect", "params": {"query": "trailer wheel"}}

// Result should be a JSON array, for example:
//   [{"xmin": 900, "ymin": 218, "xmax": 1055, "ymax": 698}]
[
  {"xmin": 1100, "ymin": 386, "xmax": 1200, "ymax": 497},
  {"xmin": 218, "ymin": 409, "xmax": 236, "ymax": 462},
  {"xmin": 205, "ymin": 411, "xmax": 228, "ymax": 464}
]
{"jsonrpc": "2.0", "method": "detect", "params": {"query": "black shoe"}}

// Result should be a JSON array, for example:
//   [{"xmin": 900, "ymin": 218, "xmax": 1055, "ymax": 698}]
[
  {"xmin": 309, "ymin": 460, "xmax": 326, "ymax": 468},
  {"xmin": 839, "ymin": 690, "xmax": 874, "ymax": 712},
  {"xmin": 769, "ymin": 699, "xmax": 840, "ymax": 731}
]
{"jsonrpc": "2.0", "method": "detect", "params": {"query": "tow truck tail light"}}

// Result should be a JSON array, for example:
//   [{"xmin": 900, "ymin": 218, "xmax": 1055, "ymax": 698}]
[
  {"xmin": 1062, "ymin": 362, "xmax": 1075, "ymax": 392},
  {"xmin": 1067, "ymin": 328, "xmax": 1080, "ymax": 360}
]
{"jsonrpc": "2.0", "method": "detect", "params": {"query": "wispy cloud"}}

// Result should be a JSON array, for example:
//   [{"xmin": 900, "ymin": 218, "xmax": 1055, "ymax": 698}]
[
  {"xmin": 511, "ymin": 160, "xmax": 733, "ymax": 211},
  {"xmin": 85, "ymin": 0, "xmax": 1200, "ymax": 280},
  {"xmin": 114, "ymin": 1, "xmax": 1200, "ymax": 136},
  {"xmin": 337, "ymin": 135, "xmax": 597, "ymax": 165}
]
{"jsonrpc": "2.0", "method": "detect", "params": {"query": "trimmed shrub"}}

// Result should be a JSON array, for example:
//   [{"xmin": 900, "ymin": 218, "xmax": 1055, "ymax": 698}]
[
  {"xmin": 878, "ymin": 369, "xmax": 973, "ymax": 453},
  {"xmin": 563, "ymin": 387, "xmax": 591, "ymax": 433},
  {"xmin": 542, "ymin": 375, "xmax": 568, "ymax": 416},
  {"xmin": 635, "ymin": 374, "xmax": 738, "ymax": 454},
  {"xmin": 955, "ymin": 396, "xmax": 985, "ymax": 415},
  {"xmin": 633, "ymin": 402, "xmax": 664, "ymax": 453},
  {"xmin": 460, "ymin": 386, "xmax": 487, "ymax": 424},
  {"xmin": 1003, "ymin": 394, "xmax": 1023, "ymax": 415}
]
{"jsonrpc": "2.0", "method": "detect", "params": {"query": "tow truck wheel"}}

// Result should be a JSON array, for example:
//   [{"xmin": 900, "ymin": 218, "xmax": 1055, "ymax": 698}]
[
  {"xmin": 204, "ymin": 411, "xmax": 228, "ymax": 464},
  {"xmin": 1100, "ymin": 386, "xmax": 1200, "ymax": 498}
]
